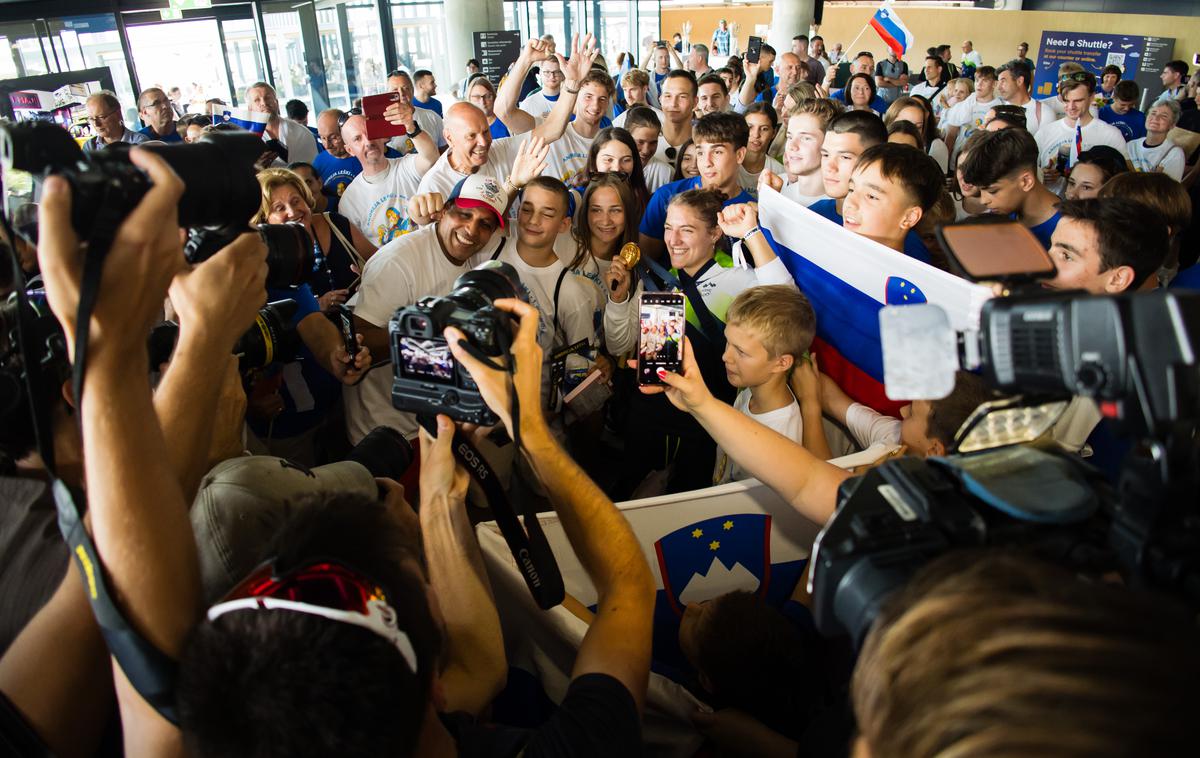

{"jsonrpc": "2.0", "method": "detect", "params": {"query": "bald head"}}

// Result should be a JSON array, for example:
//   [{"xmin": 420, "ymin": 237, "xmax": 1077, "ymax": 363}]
[
  {"xmin": 779, "ymin": 52, "xmax": 804, "ymax": 87},
  {"xmin": 317, "ymin": 108, "xmax": 348, "ymax": 157},
  {"xmin": 444, "ymin": 101, "xmax": 493, "ymax": 169},
  {"xmin": 340, "ymin": 114, "xmax": 387, "ymax": 173}
]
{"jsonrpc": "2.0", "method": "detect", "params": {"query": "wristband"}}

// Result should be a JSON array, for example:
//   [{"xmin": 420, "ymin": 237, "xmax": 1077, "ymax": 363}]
[
  {"xmin": 564, "ymin": 81, "xmax": 580, "ymax": 94},
  {"xmin": 743, "ymin": 226, "xmax": 763, "ymax": 241},
  {"xmin": 408, "ymin": 120, "xmax": 422, "ymax": 137}
]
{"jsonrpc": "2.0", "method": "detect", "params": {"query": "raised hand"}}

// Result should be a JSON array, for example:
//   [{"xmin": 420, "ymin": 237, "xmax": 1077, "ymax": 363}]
[
  {"xmin": 561, "ymin": 33, "xmax": 599, "ymax": 84},
  {"xmin": 522, "ymin": 36, "xmax": 554, "ymax": 64},
  {"xmin": 605, "ymin": 257, "xmax": 633, "ymax": 303},
  {"xmin": 509, "ymin": 135, "xmax": 550, "ymax": 189},
  {"xmin": 717, "ymin": 202, "xmax": 760, "ymax": 239},
  {"xmin": 759, "ymin": 170, "xmax": 784, "ymax": 193},
  {"xmin": 408, "ymin": 192, "xmax": 446, "ymax": 226},
  {"xmin": 384, "ymin": 99, "xmax": 417, "ymax": 130}
]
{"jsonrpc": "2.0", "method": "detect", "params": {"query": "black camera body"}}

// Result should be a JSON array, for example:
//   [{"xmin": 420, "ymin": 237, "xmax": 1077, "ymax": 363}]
[
  {"xmin": 147, "ymin": 299, "xmax": 299, "ymax": 376},
  {"xmin": 389, "ymin": 261, "xmax": 525, "ymax": 426}
]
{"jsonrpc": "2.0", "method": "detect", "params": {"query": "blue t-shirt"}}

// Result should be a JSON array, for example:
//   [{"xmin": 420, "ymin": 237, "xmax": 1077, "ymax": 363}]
[
  {"xmin": 311, "ymin": 151, "xmax": 363, "ymax": 213},
  {"xmin": 1027, "ymin": 211, "xmax": 1061, "ymax": 250},
  {"xmin": 490, "ymin": 118, "xmax": 511, "ymax": 139},
  {"xmin": 1170, "ymin": 264, "xmax": 1200, "ymax": 290},
  {"xmin": 807, "ymin": 199, "xmax": 931, "ymax": 264},
  {"xmin": 829, "ymin": 88, "xmax": 888, "ymax": 115},
  {"xmin": 639, "ymin": 176, "xmax": 756, "ymax": 240},
  {"xmin": 1097, "ymin": 105, "xmax": 1146, "ymax": 142},
  {"xmin": 414, "ymin": 97, "xmax": 444, "ymax": 117},
  {"xmin": 138, "ymin": 125, "xmax": 183, "ymax": 143}
]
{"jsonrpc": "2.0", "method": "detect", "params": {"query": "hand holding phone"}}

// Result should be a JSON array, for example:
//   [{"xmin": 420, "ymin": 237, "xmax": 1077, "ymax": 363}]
[
  {"xmin": 747, "ymin": 36, "xmax": 763, "ymax": 64},
  {"xmin": 363, "ymin": 93, "xmax": 408, "ymax": 141},
  {"xmin": 638, "ymin": 292, "xmax": 685, "ymax": 385},
  {"xmin": 337, "ymin": 304, "xmax": 358, "ymax": 357}
]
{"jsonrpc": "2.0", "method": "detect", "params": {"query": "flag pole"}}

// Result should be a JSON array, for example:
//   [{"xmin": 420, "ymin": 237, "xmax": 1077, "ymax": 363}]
[{"xmin": 842, "ymin": 23, "xmax": 872, "ymax": 57}]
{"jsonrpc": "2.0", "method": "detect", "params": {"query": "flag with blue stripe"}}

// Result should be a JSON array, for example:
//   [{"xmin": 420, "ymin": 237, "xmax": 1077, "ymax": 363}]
[
  {"xmin": 222, "ymin": 107, "xmax": 270, "ymax": 134},
  {"xmin": 870, "ymin": 3, "xmax": 915, "ymax": 57}
]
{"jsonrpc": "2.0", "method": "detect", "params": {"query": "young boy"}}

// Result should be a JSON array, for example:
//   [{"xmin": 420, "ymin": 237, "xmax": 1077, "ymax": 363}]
[
  {"xmin": 960, "ymin": 128, "xmax": 1061, "ymax": 248},
  {"xmin": 841, "ymin": 142, "xmax": 944, "ymax": 259},
  {"xmin": 943, "ymin": 65, "xmax": 1001, "ymax": 155},
  {"xmin": 779, "ymin": 98, "xmax": 839, "ymax": 205},
  {"xmin": 713, "ymin": 285, "xmax": 820, "ymax": 484},
  {"xmin": 623, "ymin": 105, "xmax": 674, "ymax": 192},
  {"xmin": 639, "ymin": 111, "xmax": 756, "ymax": 260},
  {"xmin": 810, "ymin": 110, "xmax": 887, "ymax": 222},
  {"xmin": 809, "ymin": 369, "xmax": 994, "ymax": 459},
  {"xmin": 1098, "ymin": 80, "xmax": 1146, "ymax": 141}
]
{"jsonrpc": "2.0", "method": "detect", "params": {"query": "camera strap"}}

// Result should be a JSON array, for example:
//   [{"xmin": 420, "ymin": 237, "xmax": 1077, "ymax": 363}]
[{"xmin": 3, "ymin": 201, "xmax": 181, "ymax": 724}]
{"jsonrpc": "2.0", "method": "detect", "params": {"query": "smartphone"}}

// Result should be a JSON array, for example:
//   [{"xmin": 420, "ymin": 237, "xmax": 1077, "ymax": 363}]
[
  {"xmin": 656, "ymin": 40, "xmax": 668, "ymax": 48},
  {"xmin": 637, "ymin": 292, "xmax": 685, "ymax": 385},
  {"xmin": 747, "ymin": 36, "xmax": 763, "ymax": 64},
  {"xmin": 1056, "ymin": 143, "xmax": 1071, "ymax": 176},
  {"xmin": 337, "ymin": 304, "xmax": 358, "ymax": 356},
  {"xmin": 362, "ymin": 92, "xmax": 408, "ymax": 141},
  {"xmin": 935, "ymin": 220, "xmax": 1056, "ymax": 283}
]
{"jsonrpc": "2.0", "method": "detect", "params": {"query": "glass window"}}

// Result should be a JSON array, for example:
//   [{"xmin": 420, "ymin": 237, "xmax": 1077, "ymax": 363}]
[
  {"xmin": 597, "ymin": 1, "xmax": 635, "ymax": 68},
  {"xmin": 260, "ymin": 7, "xmax": 310, "ymax": 106},
  {"xmin": 316, "ymin": 1, "xmax": 388, "ymax": 108},
  {"xmin": 0, "ymin": 22, "xmax": 51, "ymax": 78},
  {"xmin": 540, "ymin": 2, "xmax": 566, "ymax": 52},
  {"xmin": 126, "ymin": 19, "xmax": 234, "ymax": 119},
  {"xmin": 222, "ymin": 18, "xmax": 267, "ymax": 107},
  {"xmin": 637, "ymin": 0, "xmax": 660, "ymax": 56},
  {"xmin": 45, "ymin": 16, "xmax": 136, "ymax": 115},
  {"xmin": 389, "ymin": 3, "xmax": 447, "ymax": 77}
]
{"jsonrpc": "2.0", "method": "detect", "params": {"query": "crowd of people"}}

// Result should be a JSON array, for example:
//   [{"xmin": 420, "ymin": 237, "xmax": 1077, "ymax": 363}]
[{"xmin": 2, "ymin": 22, "xmax": 1199, "ymax": 758}]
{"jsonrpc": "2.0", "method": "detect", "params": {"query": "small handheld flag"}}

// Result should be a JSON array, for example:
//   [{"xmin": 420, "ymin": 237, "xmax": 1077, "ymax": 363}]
[
  {"xmin": 869, "ymin": 3, "xmax": 915, "ymax": 57},
  {"xmin": 222, "ymin": 107, "xmax": 270, "ymax": 134}
]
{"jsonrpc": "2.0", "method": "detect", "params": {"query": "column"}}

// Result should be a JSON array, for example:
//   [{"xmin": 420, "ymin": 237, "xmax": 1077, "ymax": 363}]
[
  {"xmin": 443, "ymin": 0, "xmax": 506, "ymax": 90},
  {"xmin": 768, "ymin": 0, "xmax": 816, "ymax": 56}
]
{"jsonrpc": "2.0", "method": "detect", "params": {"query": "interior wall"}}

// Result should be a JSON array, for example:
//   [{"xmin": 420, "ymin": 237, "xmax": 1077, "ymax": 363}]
[{"xmin": 660, "ymin": 5, "xmax": 1200, "ymax": 68}]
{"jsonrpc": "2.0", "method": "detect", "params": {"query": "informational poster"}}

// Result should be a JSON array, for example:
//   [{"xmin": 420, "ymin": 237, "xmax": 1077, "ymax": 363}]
[
  {"xmin": 1034, "ymin": 31, "xmax": 1175, "ymax": 108},
  {"xmin": 473, "ymin": 30, "xmax": 522, "ymax": 85}
]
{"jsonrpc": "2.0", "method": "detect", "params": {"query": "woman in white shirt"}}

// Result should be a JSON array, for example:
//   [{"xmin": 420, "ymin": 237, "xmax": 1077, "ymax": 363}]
[{"xmin": 1127, "ymin": 99, "xmax": 1186, "ymax": 182}]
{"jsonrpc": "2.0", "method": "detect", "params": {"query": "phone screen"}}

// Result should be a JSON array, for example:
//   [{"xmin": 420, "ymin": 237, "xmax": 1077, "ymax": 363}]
[
  {"xmin": 937, "ymin": 222, "xmax": 1056, "ymax": 281},
  {"xmin": 337, "ymin": 305, "xmax": 357, "ymax": 356},
  {"xmin": 638, "ymin": 292, "xmax": 685, "ymax": 385},
  {"xmin": 747, "ymin": 36, "xmax": 763, "ymax": 64}
]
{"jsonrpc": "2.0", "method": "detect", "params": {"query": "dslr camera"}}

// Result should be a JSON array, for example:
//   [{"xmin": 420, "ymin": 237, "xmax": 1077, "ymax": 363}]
[
  {"xmin": 810, "ymin": 221, "xmax": 1200, "ymax": 646},
  {"xmin": 148, "ymin": 299, "xmax": 300, "ymax": 376},
  {"xmin": 389, "ymin": 261, "xmax": 526, "ymax": 426}
]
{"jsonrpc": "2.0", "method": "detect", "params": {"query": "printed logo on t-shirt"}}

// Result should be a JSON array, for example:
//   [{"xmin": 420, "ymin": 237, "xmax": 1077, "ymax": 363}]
[{"xmin": 366, "ymin": 194, "xmax": 413, "ymax": 246}]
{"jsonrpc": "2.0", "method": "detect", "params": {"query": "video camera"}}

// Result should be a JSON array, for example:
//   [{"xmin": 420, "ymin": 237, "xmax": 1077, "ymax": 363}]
[
  {"xmin": 809, "ymin": 221, "xmax": 1200, "ymax": 646},
  {"xmin": 389, "ymin": 260, "xmax": 526, "ymax": 426}
]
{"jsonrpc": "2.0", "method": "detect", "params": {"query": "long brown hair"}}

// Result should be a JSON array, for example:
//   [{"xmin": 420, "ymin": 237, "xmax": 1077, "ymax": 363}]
[
  {"xmin": 569, "ymin": 173, "xmax": 638, "ymax": 270},
  {"xmin": 585, "ymin": 127, "xmax": 649, "ymax": 211}
]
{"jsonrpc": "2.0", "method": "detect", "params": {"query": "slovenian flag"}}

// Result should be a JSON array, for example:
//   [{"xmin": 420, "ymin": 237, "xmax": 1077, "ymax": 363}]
[
  {"xmin": 757, "ymin": 187, "xmax": 991, "ymax": 417},
  {"xmin": 869, "ymin": 2, "xmax": 915, "ymax": 57},
  {"xmin": 222, "ymin": 107, "xmax": 270, "ymax": 134}
]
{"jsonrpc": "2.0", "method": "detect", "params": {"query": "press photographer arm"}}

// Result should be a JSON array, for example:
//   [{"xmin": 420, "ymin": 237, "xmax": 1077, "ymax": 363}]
[
  {"xmin": 645, "ymin": 337, "xmax": 849, "ymax": 526},
  {"xmin": 298, "ymin": 309, "xmax": 370, "ymax": 384},
  {"xmin": 418, "ymin": 416, "xmax": 506, "ymax": 715},
  {"xmin": 447, "ymin": 299, "xmax": 656, "ymax": 711},
  {"xmin": 36, "ymin": 150, "xmax": 203, "ymax": 751}
]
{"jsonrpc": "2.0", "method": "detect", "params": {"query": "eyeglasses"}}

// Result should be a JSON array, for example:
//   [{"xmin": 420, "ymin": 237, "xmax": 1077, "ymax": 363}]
[
  {"xmin": 87, "ymin": 110, "xmax": 117, "ymax": 124},
  {"xmin": 337, "ymin": 107, "xmax": 362, "ymax": 128},
  {"xmin": 208, "ymin": 558, "xmax": 418, "ymax": 671},
  {"xmin": 143, "ymin": 98, "xmax": 171, "ymax": 110},
  {"xmin": 541, "ymin": 69, "xmax": 564, "ymax": 79}
]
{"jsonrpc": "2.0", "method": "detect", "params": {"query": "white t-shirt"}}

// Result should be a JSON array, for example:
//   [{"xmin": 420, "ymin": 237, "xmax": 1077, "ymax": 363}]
[
  {"xmin": 927, "ymin": 138, "xmax": 950, "ymax": 174},
  {"xmin": 273, "ymin": 117, "xmax": 318, "ymax": 165},
  {"xmin": 944, "ymin": 93, "xmax": 1002, "ymax": 143},
  {"xmin": 962, "ymin": 50, "xmax": 983, "ymax": 68},
  {"xmin": 343, "ymin": 225, "xmax": 501, "ymax": 443},
  {"xmin": 738, "ymin": 156, "xmax": 786, "ymax": 195},
  {"xmin": 846, "ymin": 402, "xmax": 902, "ymax": 449},
  {"xmin": 909, "ymin": 81, "xmax": 945, "ymax": 103},
  {"xmin": 519, "ymin": 90, "xmax": 562, "ymax": 119},
  {"xmin": 1034, "ymin": 117, "xmax": 1128, "ymax": 195},
  {"xmin": 387, "ymin": 108, "xmax": 448, "ymax": 153},
  {"xmin": 644, "ymin": 156, "xmax": 674, "ymax": 193},
  {"xmin": 1005, "ymin": 98, "xmax": 1055, "ymax": 136},
  {"xmin": 613, "ymin": 105, "xmax": 666, "ymax": 128},
  {"xmin": 1127, "ymin": 138, "xmax": 1186, "ymax": 181},
  {"xmin": 540, "ymin": 122, "xmax": 595, "ymax": 188},
  {"xmin": 416, "ymin": 135, "xmax": 526, "ymax": 199},
  {"xmin": 781, "ymin": 181, "xmax": 828, "ymax": 207},
  {"xmin": 654, "ymin": 131, "xmax": 691, "ymax": 162},
  {"xmin": 713, "ymin": 389, "xmax": 804, "ymax": 484},
  {"xmin": 338, "ymin": 156, "xmax": 425, "ymax": 247}
]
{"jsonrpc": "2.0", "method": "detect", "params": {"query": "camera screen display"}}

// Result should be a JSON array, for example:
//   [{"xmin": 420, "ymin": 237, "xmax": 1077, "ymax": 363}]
[
  {"xmin": 638, "ymin": 292, "xmax": 685, "ymax": 385},
  {"xmin": 399, "ymin": 336, "xmax": 456, "ymax": 384}
]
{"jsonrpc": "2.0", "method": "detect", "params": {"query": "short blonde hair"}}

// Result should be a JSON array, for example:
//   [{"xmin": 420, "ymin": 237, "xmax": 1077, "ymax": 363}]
[
  {"xmin": 253, "ymin": 168, "xmax": 313, "ymax": 225},
  {"xmin": 622, "ymin": 68, "xmax": 650, "ymax": 89},
  {"xmin": 725, "ymin": 285, "xmax": 815, "ymax": 359}
]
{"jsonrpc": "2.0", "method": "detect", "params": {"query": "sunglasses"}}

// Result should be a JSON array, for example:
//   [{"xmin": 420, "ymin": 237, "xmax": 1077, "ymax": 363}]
[
  {"xmin": 1059, "ymin": 71, "xmax": 1096, "ymax": 86},
  {"xmin": 338, "ymin": 107, "xmax": 363, "ymax": 128},
  {"xmin": 208, "ymin": 558, "xmax": 418, "ymax": 672}
]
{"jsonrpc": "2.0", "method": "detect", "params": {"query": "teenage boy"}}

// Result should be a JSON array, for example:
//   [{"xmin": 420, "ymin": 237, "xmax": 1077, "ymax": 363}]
[
  {"xmin": 713, "ymin": 285, "xmax": 824, "ymax": 483},
  {"xmin": 769, "ymin": 99, "xmax": 838, "ymax": 206},
  {"xmin": 1035, "ymin": 71, "xmax": 1127, "ymax": 196},
  {"xmin": 809, "ymin": 111, "xmax": 885, "ymax": 221},
  {"xmin": 996, "ymin": 60, "xmax": 1052, "ymax": 135},
  {"xmin": 613, "ymin": 69, "xmax": 665, "ymax": 127},
  {"xmin": 656, "ymin": 70, "xmax": 699, "ymax": 162},
  {"xmin": 1098, "ymin": 80, "xmax": 1147, "ymax": 141},
  {"xmin": 1043, "ymin": 197, "xmax": 1168, "ymax": 294},
  {"xmin": 960, "ymin": 129, "xmax": 1061, "ymax": 248},
  {"xmin": 841, "ymin": 143, "xmax": 943, "ymax": 259},
  {"xmin": 943, "ymin": 65, "xmax": 1001, "ymax": 154},
  {"xmin": 496, "ymin": 176, "xmax": 597, "ymax": 408},
  {"xmin": 639, "ymin": 112, "xmax": 756, "ymax": 260},
  {"xmin": 624, "ymin": 105, "xmax": 675, "ymax": 191}
]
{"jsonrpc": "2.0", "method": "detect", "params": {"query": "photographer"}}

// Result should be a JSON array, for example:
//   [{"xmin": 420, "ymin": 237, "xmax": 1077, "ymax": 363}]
[
  {"xmin": 0, "ymin": 148, "xmax": 267, "ymax": 755},
  {"xmin": 174, "ymin": 300, "xmax": 656, "ymax": 757}
]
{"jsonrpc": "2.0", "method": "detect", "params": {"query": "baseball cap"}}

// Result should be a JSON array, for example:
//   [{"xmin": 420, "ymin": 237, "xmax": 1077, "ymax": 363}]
[{"xmin": 447, "ymin": 173, "xmax": 508, "ymax": 227}]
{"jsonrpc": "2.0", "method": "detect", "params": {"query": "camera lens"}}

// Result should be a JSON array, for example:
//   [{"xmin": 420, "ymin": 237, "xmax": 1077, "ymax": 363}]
[
  {"xmin": 258, "ymin": 223, "xmax": 315, "ymax": 288},
  {"xmin": 234, "ymin": 298, "xmax": 299, "ymax": 373},
  {"xmin": 448, "ymin": 261, "xmax": 526, "ymax": 310},
  {"xmin": 142, "ymin": 131, "xmax": 265, "ymax": 229}
]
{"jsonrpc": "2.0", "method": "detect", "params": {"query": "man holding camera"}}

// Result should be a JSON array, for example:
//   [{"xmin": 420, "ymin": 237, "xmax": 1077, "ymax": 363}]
[{"xmin": 344, "ymin": 138, "xmax": 547, "ymax": 444}]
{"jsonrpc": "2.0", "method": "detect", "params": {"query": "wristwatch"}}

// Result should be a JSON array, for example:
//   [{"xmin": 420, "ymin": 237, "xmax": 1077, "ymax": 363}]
[{"xmin": 408, "ymin": 119, "xmax": 422, "ymax": 137}]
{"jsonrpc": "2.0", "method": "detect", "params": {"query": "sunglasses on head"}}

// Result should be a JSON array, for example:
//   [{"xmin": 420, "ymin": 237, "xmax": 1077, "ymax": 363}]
[
  {"xmin": 1059, "ymin": 71, "xmax": 1096, "ymax": 86},
  {"xmin": 208, "ymin": 558, "xmax": 418, "ymax": 672},
  {"xmin": 338, "ymin": 107, "xmax": 363, "ymax": 128}
]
